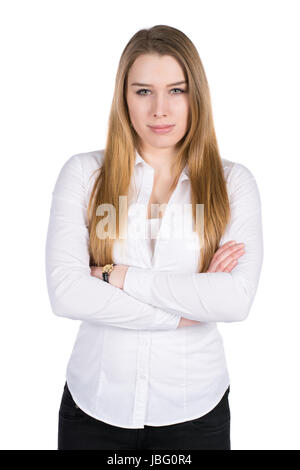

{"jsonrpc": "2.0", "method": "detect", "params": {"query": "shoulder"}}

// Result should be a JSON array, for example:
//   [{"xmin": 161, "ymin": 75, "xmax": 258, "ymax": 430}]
[
  {"xmin": 221, "ymin": 157, "xmax": 259, "ymax": 189},
  {"xmin": 53, "ymin": 149, "xmax": 105, "ymax": 207},
  {"xmin": 68, "ymin": 148, "xmax": 105, "ymax": 176},
  {"xmin": 221, "ymin": 157, "xmax": 261, "ymax": 208},
  {"xmin": 58, "ymin": 148, "xmax": 104, "ymax": 175},
  {"xmin": 61, "ymin": 148, "xmax": 105, "ymax": 188}
]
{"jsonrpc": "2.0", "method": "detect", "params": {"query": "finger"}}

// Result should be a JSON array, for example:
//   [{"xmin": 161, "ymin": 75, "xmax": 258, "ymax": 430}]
[
  {"xmin": 213, "ymin": 244, "xmax": 244, "ymax": 266},
  {"xmin": 209, "ymin": 245, "xmax": 244, "ymax": 272},
  {"xmin": 207, "ymin": 241, "xmax": 245, "ymax": 272},
  {"xmin": 215, "ymin": 248, "xmax": 245, "ymax": 271},
  {"xmin": 224, "ymin": 259, "xmax": 238, "ymax": 272},
  {"xmin": 218, "ymin": 241, "xmax": 237, "ymax": 254},
  {"xmin": 208, "ymin": 255, "xmax": 237, "ymax": 273},
  {"xmin": 208, "ymin": 242, "xmax": 237, "ymax": 269}
]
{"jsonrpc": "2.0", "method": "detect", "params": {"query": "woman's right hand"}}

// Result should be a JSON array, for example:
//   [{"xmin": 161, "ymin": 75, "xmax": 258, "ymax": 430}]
[
  {"xmin": 207, "ymin": 240, "xmax": 245, "ymax": 273},
  {"xmin": 177, "ymin": 240, "xmax": 245, "ymax": 328}
]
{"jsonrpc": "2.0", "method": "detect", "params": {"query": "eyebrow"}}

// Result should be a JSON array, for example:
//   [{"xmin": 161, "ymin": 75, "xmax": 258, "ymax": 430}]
[{"xmin": 130, "ymin": 80, "xmax": 187, "ymax": 87}]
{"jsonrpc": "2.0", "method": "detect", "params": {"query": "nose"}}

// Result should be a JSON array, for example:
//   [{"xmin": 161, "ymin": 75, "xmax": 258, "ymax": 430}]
[
  {"xmin": 151, "ymin": 93, "xmax": 169, "ymax": 117},
  {"xmin": 153, "ymin": 112, "xmax": 167, "ymax": 118}
]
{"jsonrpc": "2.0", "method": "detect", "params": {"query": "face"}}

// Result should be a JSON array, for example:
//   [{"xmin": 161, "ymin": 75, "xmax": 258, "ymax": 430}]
[{"xmin": 126, "ymin": 54, "xmax": 190, "ymax": 156}]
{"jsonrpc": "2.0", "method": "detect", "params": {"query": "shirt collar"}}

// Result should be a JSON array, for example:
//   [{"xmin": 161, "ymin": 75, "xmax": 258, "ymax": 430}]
[{"xmin": 134, "ymin": 149, "xmax": 189, "ymax": 182}]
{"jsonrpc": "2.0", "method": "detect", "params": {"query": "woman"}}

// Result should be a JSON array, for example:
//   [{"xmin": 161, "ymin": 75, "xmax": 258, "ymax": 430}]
[{"xmin": 45, "ymin": 24, "xmax": 263, "ymax": 450}]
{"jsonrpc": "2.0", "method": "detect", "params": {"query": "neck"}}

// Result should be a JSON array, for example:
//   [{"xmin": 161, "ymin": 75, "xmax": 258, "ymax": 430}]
[{"xmin": 138, "ymin": 148, "xmax": 178, "ymax": 178}]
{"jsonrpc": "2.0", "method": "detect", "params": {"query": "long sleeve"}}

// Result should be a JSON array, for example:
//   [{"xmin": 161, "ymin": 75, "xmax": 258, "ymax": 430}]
[
  {"xmin": 45, "ymin": 154, "xmax": 181, "ymax": 330},
  {"xmin": 123, "ymin": 162, "xmax": 264, "ymax": 323}
]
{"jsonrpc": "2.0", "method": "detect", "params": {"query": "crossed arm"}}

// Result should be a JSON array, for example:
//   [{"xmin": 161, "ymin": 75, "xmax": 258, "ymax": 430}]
[
  {"xmin": 45, "ymin": 154, "xmax": 181, "ymax": 331},
  {"xmin": 89, "ymin": 264, "xmax": 199, "ymax": 328},
  {"xmin": 45, "ymin": 154, "xmax": 263, "ymax": 330}
]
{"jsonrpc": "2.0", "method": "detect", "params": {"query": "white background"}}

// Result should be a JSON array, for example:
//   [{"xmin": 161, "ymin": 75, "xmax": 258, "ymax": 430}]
[{"xmin": 0, "ymin": 0, "xmax": 299, "ymax": 450}]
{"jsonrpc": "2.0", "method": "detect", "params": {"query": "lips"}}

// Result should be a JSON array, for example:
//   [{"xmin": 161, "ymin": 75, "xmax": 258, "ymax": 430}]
[{"xmin": 149, "ymin": 125, "xmax": 175, "ymax": 129}]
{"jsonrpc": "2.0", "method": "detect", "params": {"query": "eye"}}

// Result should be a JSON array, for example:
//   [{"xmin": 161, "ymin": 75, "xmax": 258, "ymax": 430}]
[
  {"xmin": 135, "ymin": 88, "xmax": 186, "ymax": 96},
  {"xmin": 171, "ymin": 88, "xmax": 185, "ymax": 94},
  {"xmin": 136, "ymin": 89, "xmax": 150, "ymax": 95}
]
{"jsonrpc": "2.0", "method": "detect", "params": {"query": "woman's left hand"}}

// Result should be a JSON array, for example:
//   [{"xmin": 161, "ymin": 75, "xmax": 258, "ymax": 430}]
[{"xmin": 90, "ymin": 265, "xmax": 128, "ymax": 290}]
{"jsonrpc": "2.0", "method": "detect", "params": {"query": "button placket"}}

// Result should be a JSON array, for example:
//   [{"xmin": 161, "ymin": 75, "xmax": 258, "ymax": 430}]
[
  {"xmin": 132, "ymin": 331, "xmax": 151, "ymax": 427},
  {"xmin": 137, "ymin": 165, "xmax": 155, "ymax": 267}
]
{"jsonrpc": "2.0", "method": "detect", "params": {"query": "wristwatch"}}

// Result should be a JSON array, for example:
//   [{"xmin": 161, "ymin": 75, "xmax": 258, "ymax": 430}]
[{"xmin": 102, "ymin": 263, "xmax": 116, "ymax": 283}]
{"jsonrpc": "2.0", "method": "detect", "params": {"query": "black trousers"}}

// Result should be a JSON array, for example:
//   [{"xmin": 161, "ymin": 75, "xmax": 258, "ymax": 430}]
[{"xmin": 58, "ymin": 381, "xmax": 231, "ymax": 450}]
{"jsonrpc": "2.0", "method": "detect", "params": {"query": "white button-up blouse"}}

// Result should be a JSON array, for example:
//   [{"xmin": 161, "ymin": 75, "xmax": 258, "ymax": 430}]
[{"xmin": 45, "ymin": 148, "xmax": 264, "ymax": 429}]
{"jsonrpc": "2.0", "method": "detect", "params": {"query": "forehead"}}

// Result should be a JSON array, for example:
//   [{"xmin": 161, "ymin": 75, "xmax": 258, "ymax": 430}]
[{"xmin": 128, "ymin": 54, "xmax": 185, "ymax": 83}]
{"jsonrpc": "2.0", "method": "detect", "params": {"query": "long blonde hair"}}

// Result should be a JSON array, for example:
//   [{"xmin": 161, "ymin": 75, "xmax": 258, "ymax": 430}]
[{"xmin": 87, "ymin": 24, "xmax": 230, "ymax": 273}]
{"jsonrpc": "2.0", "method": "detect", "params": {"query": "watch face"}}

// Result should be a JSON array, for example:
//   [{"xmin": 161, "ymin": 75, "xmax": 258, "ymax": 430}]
[{"xmin": 103, "ymin": 264, "xmax": 113, "ymax": 273}]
